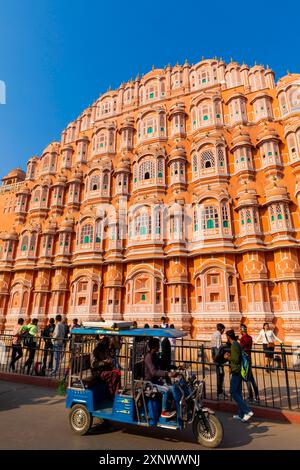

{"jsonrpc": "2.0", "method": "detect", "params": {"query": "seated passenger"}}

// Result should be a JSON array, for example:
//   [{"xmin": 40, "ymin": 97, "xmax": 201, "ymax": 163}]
[
  {"xmin": 91, "ymin": 337, "xmax": 121, "ymax": 397},
  {"xmin": 144, "ymin": 337, "xmax": 177, "ymax": 418}
]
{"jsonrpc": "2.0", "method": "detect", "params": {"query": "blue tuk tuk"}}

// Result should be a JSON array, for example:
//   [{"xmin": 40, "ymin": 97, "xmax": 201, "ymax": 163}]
[{"xmin": 66, "ymin": 322, "xmax": 223, "ymax": 448}]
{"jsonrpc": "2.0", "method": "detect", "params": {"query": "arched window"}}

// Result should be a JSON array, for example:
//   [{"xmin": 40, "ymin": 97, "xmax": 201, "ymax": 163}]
[
  {"xmin": 217, "ymin": 148, "xmax": 225, "ymax": 167},
  {"xmin": 276, "ymin": 203, "xmax": 283, "ymax": 220},
  {"xmin": 90, "ymin": 174, "xmax": 100, "ymax": 191},
  {"xmin": 80, "ymin": 224, "xmax": 93, "ymax": 244},
  {"xmin": 199, "ymin": 101, "xmax": 212, "ymax": 125},
  {"xmin": 157, "ymin": 159, "xmax": 164, "ymax": 178},
  {"xmin": 279, "ymin": 94, "xmax": 288, "ymax": 116},
  {"xmin": 194, "ymin": 208, "xmax": 199, "ymax": 231},
  {"xmin": 202, "ymin": 206, "xmax": 219, "ymax": 229},
  {"xmin": 155, "ymin": 210, "xmax": 161, "ymax": 234},
  {"xmin": 33, "ymin": 189, "xmax": 41, "ymax": 203},
  {"xmin": 222, "ymin": 204, "xmax": 229, "ymax": 227},
  {"xmin": 193, "ymin": 154, "xmax": 199, "ymax": 172},
  {"xmin": 201, "ymin": 150, "xmax": 215, "ymax": 169},
  {"xmin": 21, "ymin": 235, "xmax": 28, "ymax": 251},
  {"xmin": 289, "ymin": 86, "xmax": 300, "ymax": 112},
  {"xmin": 139, "ymin": 160, "xmax": 155, "ymax": 180},
  {"xmin": 287, "ymin": 133, "xmax": 298, "ymax": 161},
  {"xmin": 103, "ymin": 173, "xmax": 109, "ymax": 189}
]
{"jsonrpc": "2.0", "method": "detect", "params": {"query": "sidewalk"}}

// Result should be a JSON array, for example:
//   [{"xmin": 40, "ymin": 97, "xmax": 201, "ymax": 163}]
[{"xmin": 0, "ymin": 380, "xmax": 299, "ymax": 450}]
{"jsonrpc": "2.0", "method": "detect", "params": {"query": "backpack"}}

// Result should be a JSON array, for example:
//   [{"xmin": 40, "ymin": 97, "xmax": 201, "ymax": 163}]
[
  {"xmin": 240, "ymin": 349, "xmax": 251, "ymax": 382},
  {"xmin": 23, "ymin": 331, "xmax": 34, "ymax": 348}
]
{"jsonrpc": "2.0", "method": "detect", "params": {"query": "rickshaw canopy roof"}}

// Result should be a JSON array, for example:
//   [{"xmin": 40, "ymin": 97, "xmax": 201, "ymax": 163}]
[{"xmin": 71, "ymin": 326, "xmax": 187, "ymax": 338}]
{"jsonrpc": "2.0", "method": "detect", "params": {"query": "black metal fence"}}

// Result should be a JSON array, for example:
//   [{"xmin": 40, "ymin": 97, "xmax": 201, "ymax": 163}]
[
  {"xmin": 0, "ymin": 334, "xmax": 300, "ymax": 411},
  {"xmin": 175, "ymin": 339, "xmax": 300, "ymax": 411}
]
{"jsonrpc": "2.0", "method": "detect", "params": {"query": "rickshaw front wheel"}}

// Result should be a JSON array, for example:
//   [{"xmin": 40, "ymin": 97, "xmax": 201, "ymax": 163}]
[
  {"xmin": 193, "ymin": 413, "xmax": 223, "ymax": 448},
  {"xmin": 69, "ymin": 404, "xmax": 93, "ymax": 435}
]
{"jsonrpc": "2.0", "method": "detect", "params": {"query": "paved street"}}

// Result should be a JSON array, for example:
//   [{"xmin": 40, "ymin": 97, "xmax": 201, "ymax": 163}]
[{"xmin": 0, "ymin": 380, "xmax": 299, "ymax": 450}]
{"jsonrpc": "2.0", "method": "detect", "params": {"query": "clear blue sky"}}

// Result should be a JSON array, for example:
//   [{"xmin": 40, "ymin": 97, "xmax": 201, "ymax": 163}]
[{"xmin": 0, "ymin": 0, "xmax": 299, "ymax": 177}]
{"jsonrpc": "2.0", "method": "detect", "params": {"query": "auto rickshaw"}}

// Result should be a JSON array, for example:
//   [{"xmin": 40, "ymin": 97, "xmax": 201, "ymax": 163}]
[{"xmin": 66, "ymin": 321, "xmax": 223, "ymax": 448}]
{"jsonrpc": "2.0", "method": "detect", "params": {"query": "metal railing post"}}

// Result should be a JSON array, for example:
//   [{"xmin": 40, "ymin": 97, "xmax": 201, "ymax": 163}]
[
  {"xmin": 200, "ymin": 343, "xmax": 206, "ymax": 399},
  {"xmin": 281, "ymin": 343, "xmax": 292, "ymax": 410}
]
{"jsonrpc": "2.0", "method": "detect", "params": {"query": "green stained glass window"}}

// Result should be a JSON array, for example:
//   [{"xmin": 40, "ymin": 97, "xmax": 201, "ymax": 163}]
[
  {"xmin": 194, "ymin": 224, "xmax": 198, "ymax": 231},
  {"xmin": 156, "ymin": 227, "xmax": 160, "ymax": 234},
  {"xmin": 278, "ymin": 214, "xmax": 282, "ymax": 220},
  {"xmin": 216, "ymin": 113, "xmax": 221, "ymax": 119},
  {"xmin": 100, "ymin": 143, "xmax": 104, "ymax": 147},
  {"xmin": 271, "ymin": 215, "xmax": 275, "ymax": 221},
  {"xmin": 160, "ymin": 127, "xmax": 164, "ymax": 131},
  {"xmin": 207, "ymin": 219, "xmax": 214, "ymax": 229},
  {"xmin": 140, "ymin": 226, "xmax": 147, "ymax": 235},
  {"xmin": 42, "ymin": 198, "xmax": 46, "ymax": 202},
  {"xmin": 193, "ymin": 120, "xmax": 196, "ymax": 125},
  {"xmin": 158, "ymin": 172, "xmax": 163, "ymax": 177},
  {"xmin": 147, "ymin": 127, "xmax": 153, "ymax": 134},
  {"xmin": 149, "ymin": 92, "xmax": 154, "ymax": 99},
  {"xmin": 203, "ymin": 115, "xmax": 208, "ymax": 121},
  {"xmin": 241, "ymin": 220, "xmax": 245, "ymax": 225},
  {"xmin": 268, "ymin": 151, "xmax": 272, "ymax": 156},
  {"xmin": 241, "ymin": 156, "xmax": 245, "ymax": 161},
  {"xmin": 223, "ymin": 220, "xmax": 228, "ymax": 228},
  {"xmin": 134, "ymin": 178, "xmax": 137, "ymax": 182},
  {"xmin": 84, "ymin": 235, "xmax": 90, "ymax": 243},
  {"xmin": 21, "ymin": 245, "xmax": 27, "ymax": 251},
  {"xmin": 34, "ymin": 198, "xmax": 38, "ymax": 202},
  {"xmin": 247, "ymin": 218, "xmax": 251, "ymax": 224},
  {"xmin": 141, "ymin": 294, "xmax": 146, "ymax": 301},
  {"xmin": 96, "ymin": 236, "xmax": 101, "ymax": 242},
  {"xmin": 202, "ymin": 78, "xmax": 206, "ymax": 83}
]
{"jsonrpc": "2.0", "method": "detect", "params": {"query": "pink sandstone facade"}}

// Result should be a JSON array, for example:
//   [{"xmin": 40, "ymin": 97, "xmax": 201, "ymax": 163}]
[{"xmin": 1, "ymin": 58, "xmax": 300, "ymax": 342}]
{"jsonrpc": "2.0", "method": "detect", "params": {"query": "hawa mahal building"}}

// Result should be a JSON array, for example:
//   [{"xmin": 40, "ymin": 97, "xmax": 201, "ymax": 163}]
[{"xmin": 1, "ymin": 58, "xmax": 300, "ymax": 342}]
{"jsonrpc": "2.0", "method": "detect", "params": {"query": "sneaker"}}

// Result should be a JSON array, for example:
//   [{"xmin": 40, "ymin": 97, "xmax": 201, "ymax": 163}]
[
  {"xmin": 161, "ymin": 410, "xmax": 176, "ymax": 419},
  {"xmin": 232, "ymin": 415, "xmax": 244, "ymax": 421},
  {"xmin": 242, "ymin": 412, "xmax": 254, "ymax": 422}
]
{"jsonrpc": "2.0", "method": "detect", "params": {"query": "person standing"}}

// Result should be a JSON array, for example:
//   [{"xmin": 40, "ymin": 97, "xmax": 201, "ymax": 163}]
[
  {"xmin": 160, "ymin": 317, "xmax": 169, "ymax": 329},
  {"xmin": 160, "ymin": 336, "xmax": 172, "ymax": 371},
  {"xmin": 24, "ymin": 318, "xmax": 39, "ymax": 375},
  {"xmin": 62, "ymin": 317, "xmax": 70, "ymax": 354},
  {"xmin": 169, "ymin": 324, "xmax": 177, "ymax": 364},
  {"xmin": 255, "ymin": 322, "xmax": 282, "ymax": 371},
  {"xmin": 50, "ymin": 315, "xmax": 65, "ymax": 376},
  {"xmin": 239, "ymin": 324, "xmax": 259, "ymax": 403},
  {"xmin": 9, "ymin": 318, "xmax": 25, "ymax": 371},
  {"xmin": 70, "ymin": 318, "xmax": 80, "ymax": 331},
  {"xmin": 224, "ymin": 329, "xmax": 253, "ymax": 422},
  {"xmin": 41, "ymin": 318, "xmax": 55, "ymax": 372},
  {"xmin": 210, "ymin": 323, "xmax": 226, "ymax": 400}
]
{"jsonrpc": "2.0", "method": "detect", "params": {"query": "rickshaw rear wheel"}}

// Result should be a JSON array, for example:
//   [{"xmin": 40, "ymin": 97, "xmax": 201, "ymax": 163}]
[
  {"xmin": 193, "ymin": 413, "xmax": 223, "ymax": 448},
  {"xmin": 69, "ymin": 404, "xmax": 93, "ymax": 435}
]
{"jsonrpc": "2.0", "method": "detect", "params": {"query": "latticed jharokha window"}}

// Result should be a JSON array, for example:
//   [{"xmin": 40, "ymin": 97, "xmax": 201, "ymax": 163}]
[
  {"xmin": 193, "ymin": 154, "xmax": 198, "ymax": 172},
  {"xmin": 90, "ymin": 174, "xmax": 100, "ymax": 191},
  {"xmin": 222, "ymin": 204, "xmax": 229, "ymax": 227},
  {"xmin": 80, "ymin": 224, "xmax": 93, "ymax": 244},
  {"xmin": 202, "ymin": 206, "xmax": 219, "ymax": 229},
  {"xmin": 201, "ymin": 150, "xmax": 215, "ymax": 169},
  {"xmin": 21, "ymin": 236, "xmax": 28, "ymax": 251},
  {"xmin": 139, "ymin": 160, "xmax": 155, "ymax": 180},
  {"xmin": 157, "ymin": 158, "xmax": 164, "ymax": 178}
]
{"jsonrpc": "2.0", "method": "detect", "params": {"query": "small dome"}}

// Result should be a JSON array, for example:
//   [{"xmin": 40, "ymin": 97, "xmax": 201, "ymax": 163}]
[{"xmin": 265, "ymin": 182, "xmax": 289, "ymax": 202}]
